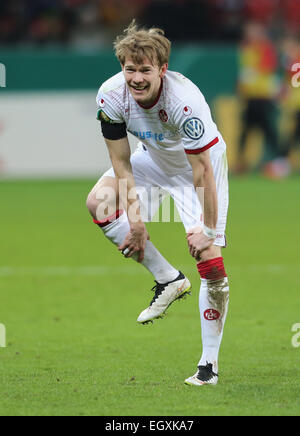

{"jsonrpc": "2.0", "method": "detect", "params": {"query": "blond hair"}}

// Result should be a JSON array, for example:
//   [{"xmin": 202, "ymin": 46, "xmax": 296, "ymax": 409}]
[{"xmin": 114, "ymin": 20, "xmax": 171, "ymax": 67}]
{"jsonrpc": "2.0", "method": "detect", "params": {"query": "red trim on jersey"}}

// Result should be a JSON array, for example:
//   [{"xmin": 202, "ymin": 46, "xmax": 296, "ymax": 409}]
[
  {"xmin": 93, "ymin": 210, "xmax": 124, "ymax": 227},
  {"xmin": 137, "ymin": 79, "xmax": 163, "ymax": 110},
  {"xmin": 197, "ymin": 257, "xmax": 227, "ymax": 280},
  {"xmin": 184, "ymin": 137, "xmax": 219, "ymax": 155}
]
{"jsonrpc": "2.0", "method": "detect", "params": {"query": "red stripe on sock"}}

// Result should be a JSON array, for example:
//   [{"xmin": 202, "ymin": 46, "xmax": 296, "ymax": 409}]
[
  {"xmin": 197, "ymin": 257, "xmax": 227, "ymax": 280},
  {"xmin": 93, "ymin": 210, "xmax": 124, "ymax": 227}
]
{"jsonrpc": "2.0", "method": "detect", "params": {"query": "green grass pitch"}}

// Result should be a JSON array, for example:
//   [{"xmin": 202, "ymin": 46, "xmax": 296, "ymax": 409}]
[{"xmin": 0, "ymin": 176, "xmax": 299, "ymax": 416}]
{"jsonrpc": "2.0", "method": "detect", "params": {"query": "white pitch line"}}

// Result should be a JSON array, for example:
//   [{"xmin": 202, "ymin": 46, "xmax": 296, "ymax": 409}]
[
  {"xmin": 0, "ymin": 265, "xmax": 145, "ymax": 277},
  {"xmin": 0, "ymin": 264, "xmax": 296, "ymax": 277}
]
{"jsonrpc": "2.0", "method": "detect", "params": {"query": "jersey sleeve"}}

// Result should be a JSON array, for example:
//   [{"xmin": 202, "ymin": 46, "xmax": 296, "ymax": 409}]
[
  {"xmin": 96, "ymin": 87, "xmax": 125, "ymax": 125},
  {"xmin": 177, "ymin": 94, "xmax": 220, "ymax": 154}
]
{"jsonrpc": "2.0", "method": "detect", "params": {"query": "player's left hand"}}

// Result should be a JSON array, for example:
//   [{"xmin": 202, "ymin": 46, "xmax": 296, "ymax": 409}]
[{"xmin": 186, "ymin": 226, "xmax": 215, "ymax": 261}]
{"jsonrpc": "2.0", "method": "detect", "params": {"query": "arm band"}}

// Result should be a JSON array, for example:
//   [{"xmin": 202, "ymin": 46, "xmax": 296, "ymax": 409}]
[{"xmin": 101, "ymin": 121, "xmax": 127, "ymax": 140}]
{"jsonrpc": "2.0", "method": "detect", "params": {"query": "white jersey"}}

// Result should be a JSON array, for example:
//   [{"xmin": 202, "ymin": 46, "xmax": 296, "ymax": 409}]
[{"xmin": 96, "ymin": 70, "xmax": 226, "ymax": 176}]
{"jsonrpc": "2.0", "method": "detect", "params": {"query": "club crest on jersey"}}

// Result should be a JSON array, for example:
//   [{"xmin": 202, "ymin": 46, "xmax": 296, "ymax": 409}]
[
  {"xmin": 99, "ymin": 98, "xmax": 106, "ymax": 108},
  {"xmin": 159, "ymin": 109, "xmax": 168, "ymax": 123},
  {"xmin": 183, "ymin": 117, "xmax": 205, "ymax": 140}
]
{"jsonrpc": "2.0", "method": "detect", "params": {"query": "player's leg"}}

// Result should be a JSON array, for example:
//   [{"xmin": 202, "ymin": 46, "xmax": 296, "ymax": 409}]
[
  {"xmin": 233, "ymin": 100, "xmax": 252, "ymax": 174},
  {"xmin": 171, "ymin": 192, "xmax": 229, "ymax": 386},
  {"xmin": 169, "ymin": 150, "xmax": 230, "ymax": 385},
  {"xmin": 184, "ymin": 244, "xmax": 229, "ymax": 386},
  {"xmin": 86, "ymin": 170, "xmax": 179, "ymax": 286},
  {"xmin": 112, "ymin": 148, "xmax": 191, "ymax": 324},
  {"xmin": 259, "ymin": 99, "xmax": 280, "ymax": 162},
  {"xmin": 294, "ymin": 111, "xmax": 300, "ymax": 148}
]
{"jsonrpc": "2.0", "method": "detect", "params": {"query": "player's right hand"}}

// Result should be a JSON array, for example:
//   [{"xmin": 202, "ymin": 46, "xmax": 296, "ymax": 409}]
[{"xmin": 119, "ymin": 222, "xmax": 150, "ymax": 263}]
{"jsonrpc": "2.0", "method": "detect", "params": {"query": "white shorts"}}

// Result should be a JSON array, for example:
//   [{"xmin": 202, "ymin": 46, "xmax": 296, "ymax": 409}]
[{"xmin": 100, "ymin": 144, "xmax": 229, "ymax": 247}]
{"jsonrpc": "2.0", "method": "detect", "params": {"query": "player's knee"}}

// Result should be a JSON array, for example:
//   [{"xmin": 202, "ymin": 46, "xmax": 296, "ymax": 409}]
[
  {"xmin": 87, "ymin": 185, "xmax": 119, "ymax": 221},
  {"xmin": 197, "ymin": 245, "xmax": 222, "ymax": 263},
  {"xmin": 86, "ymin": 191, "xmax": 98, "ymax": 219}
]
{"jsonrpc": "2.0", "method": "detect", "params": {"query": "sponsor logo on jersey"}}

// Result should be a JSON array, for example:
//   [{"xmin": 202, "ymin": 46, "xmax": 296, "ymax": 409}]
[
  {"xmin": 183, "ymin": 106, "xmax": 192, "ymax": 116},
  {"xmin": 130, "ymin": 130, "xmax": 165, "ymax": 142},
  {"xmin": 183, "ymin": 117, "xmax": 205, "ymax": 140},
  {"xmin": 204, "ymin": 309, "xmax": 220, "ymax": 321},
  {"xmin": 159, "ymin": 109, "xmax": 168, "ymax": 122}
]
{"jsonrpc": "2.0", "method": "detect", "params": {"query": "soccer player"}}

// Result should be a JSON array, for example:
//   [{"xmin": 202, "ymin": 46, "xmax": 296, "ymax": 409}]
[{"xmin": 86, "ymin": 21, "xmax": 230, "ymax": 386}]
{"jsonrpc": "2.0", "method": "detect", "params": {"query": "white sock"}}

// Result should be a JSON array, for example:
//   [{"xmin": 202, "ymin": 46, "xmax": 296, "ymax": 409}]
[
  {"xmin": 198, "ymin": 277, "xmax": 230, "ymax": 374},
  {"xmin": 100, "ymin": 215, "xmax": 179, "ymax": 284}
]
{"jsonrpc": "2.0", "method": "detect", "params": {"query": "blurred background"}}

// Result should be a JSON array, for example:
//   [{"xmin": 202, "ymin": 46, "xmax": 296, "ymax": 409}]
[{"xmin": 0, "ymin": 0, "xmax": 299, "ymax": 178}]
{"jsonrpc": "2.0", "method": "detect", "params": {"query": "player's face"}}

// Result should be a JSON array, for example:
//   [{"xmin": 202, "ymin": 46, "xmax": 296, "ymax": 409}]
[{"xmin": 123, "ymin": 57, "xmax": 168, "ymax": 107}]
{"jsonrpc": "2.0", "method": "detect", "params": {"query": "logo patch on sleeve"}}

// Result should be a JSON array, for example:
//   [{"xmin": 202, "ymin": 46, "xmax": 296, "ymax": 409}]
[
  {"xmin": 97, "ymin": 109, "xmax": 115, "ymax": 124},
  {"xmin": 183, "ymin": 117, "xmax": 205, "ymax": 140},
  {"xmin": 183, "ymin": 106, "xmax": 192, "ymax": 116}
]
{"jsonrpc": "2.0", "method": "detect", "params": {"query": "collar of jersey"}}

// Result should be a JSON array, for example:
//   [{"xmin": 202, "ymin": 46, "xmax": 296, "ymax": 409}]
[{"xmin": 136, "ymin": 79, "xmax": 163, "ymax": 110}]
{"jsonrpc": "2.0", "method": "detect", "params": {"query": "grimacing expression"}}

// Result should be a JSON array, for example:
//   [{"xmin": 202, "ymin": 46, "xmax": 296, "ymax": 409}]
[{"xmin": 123, "ymin": 57, "xmax": 168, "ymax": 107}]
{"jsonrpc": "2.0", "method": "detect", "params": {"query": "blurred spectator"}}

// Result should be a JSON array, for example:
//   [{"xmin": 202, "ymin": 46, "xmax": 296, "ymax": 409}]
[
  {"xmin": 99, "ymin": 0, "xmax": 149, "ymax": 27},
  {"xmin": 264, "ymin": 34, "xmax": 300, "ymax": 179},
  {"xmin": 141, "ymin": 0, "xmax": 215, "ymax": 42},
  {"xmin": 210, "ymin": 0, "xmax": 244, "ymax": 41},
  {"xmin": 234, "ymin": 22, "xmax": 281, "ymax": 174},
  {"xmin": 280, "ymin": 0, "xmax": 300, "ymax": 35},
  {"xmin": 0, "ymin": 1, "xmax": 298, "ymax": 47},
  {"xmin": 243, "ymin": 0, "xmax": 278, "ymax": 25},
  {"xmin": 281, "ymin": 35, "xmax": 300, "ymax": 147},
  {"xmin": 0, "ymin": 0, "xmax": 25, "ymax": 44},
  {"xmin": 0, "ymin": 0, "xmax": 149, "ymax": 47},
  {"xmin": 0, "ymin": 0, "xmax": 77, "ymax": 45}
]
